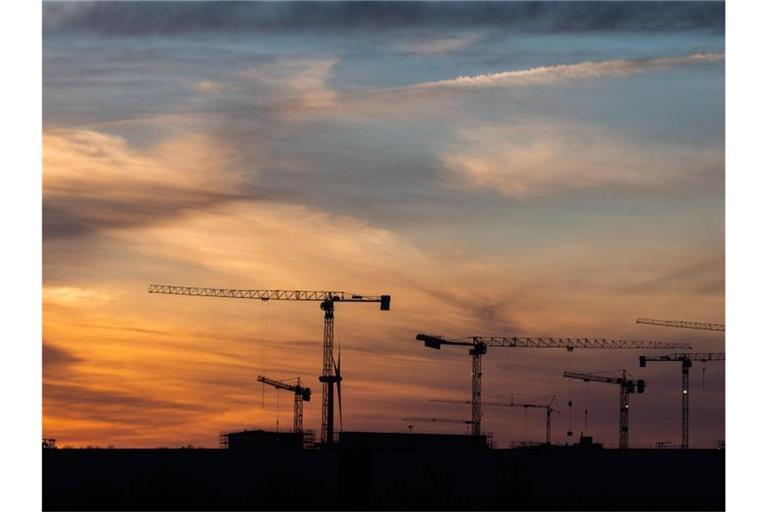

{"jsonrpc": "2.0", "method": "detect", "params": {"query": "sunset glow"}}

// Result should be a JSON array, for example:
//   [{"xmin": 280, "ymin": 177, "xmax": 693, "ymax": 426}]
[{"xmin": 43, "ymin": 1, "xmax": 724, "ymax": 449}]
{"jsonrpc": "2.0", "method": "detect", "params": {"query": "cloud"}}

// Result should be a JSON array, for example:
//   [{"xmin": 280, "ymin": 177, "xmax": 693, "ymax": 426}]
[
  {"xmin": 439, "ymin": 121, "xmax": 723, "ymax": 198},
  {"xmin": 43, "ymin": 1, "xmax": 725, "ymax": 35},
  {"xmin": 242, "ymin": 52, "xmax": 724, "ymax": 122},
  {"xmin": 43, "ymin": 192, "xmax": 725, "ymax": 446},
  {"xmin": 396, "ymin": 34, "xmax": 480, "ymax": 55},
  {"xmin": 238, "ymin": 58, "xmax": 338, "ymax": 111},
  {"xmin": 43, "ymin": 341, "xmax": 82, "ymax": 378},
  {"xmin": 620, "ymin": 256, "xmax": 725, "ymax": 297},
  {"xmin": 43, "ymin": 129, "xmax": 251, "ymax": 239},
  {"xmin": 404, "ymin": 52, "xmax": 723, "ymax": 91},
  {"xmin": 193, "ymin": 80, "xmax": 226, "ymax": 94}
]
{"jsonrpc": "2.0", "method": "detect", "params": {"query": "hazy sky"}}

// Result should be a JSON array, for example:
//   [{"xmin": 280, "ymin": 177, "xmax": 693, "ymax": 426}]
[{"xmin": 42, "ymin": 1, "xmax": 725, "ymax": 448}]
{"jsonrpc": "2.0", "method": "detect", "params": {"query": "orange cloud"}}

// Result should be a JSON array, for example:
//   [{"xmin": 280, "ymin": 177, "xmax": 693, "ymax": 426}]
[
  {"xmin": 440, "ymin": 121, "xmax": 722, "ymax": 198},
  {"xmin": 43, "ymin": 129, "xmax": 248, "ymax": 238},
  {"xmin": 43, "ymin": 124, "xmax": 723, "ymax": 447}
]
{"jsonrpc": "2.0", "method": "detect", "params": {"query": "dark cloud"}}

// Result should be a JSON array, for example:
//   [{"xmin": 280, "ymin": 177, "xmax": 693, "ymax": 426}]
[
  {"xmin": 43, "ymin": 340, "xmax": 83, "ymax": 379},
  {"xmin": 43, "ymin": 2, "xmax": 724, "ymax": 36},
  {"xmin": 43, "ymin": 186, "xmax": 249, "ymax": 240},
  {"xmin": 43, "ymin": 341, "xmax": 82, "ymax": 374}
]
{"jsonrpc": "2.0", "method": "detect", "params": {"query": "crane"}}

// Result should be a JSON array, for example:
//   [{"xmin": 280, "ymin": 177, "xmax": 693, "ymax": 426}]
[
  {"xmin": 639, "ymin": 352, "xmax": 725, "ymax": 448},
  {"xmin": 148, "ymin": 284, "xmax": 390, "ymax": 444},
  {"xmin": 636, "ymin": 318, "xmax": 725, "ymax": 332},
  {"xmin": 403, "ymin": 417, "xmax": 474, "ymax": 425},
  {"xmin": 431, "ymin": 395, "xmax": 558, "ymax": 444},
  {"xmin": 402, "ymin": 417, "xmax": 474, "ymax": 434},
  {"xmin": 416, "ymin": 334, "xmax": 692, "ymax": 437},
  {"xmin": 257, "ymin": 375, "xmax": 311, "ymax": 434},
  {"xmin": 562, "ymin": 370, "xmax": 645, "ymax": 449}
]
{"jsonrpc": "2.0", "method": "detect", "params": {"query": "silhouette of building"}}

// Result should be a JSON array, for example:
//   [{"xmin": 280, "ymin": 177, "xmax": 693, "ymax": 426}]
[
  {"xmin": 220, "ymin": 429, "xmax": 303, "ymax": 450},
  {"xmin": 339, "ymin": 431, "xmax": 488, "ymax": 451}
]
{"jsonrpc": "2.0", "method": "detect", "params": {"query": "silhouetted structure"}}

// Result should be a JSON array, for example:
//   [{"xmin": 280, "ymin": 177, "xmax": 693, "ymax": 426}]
[
  {"xmin": 432, "ymin": 394, "xmax": 558, "ymax": 444},
  {"xmin": 640, "ymin": 353, "xmax": 725, "ymax": 448},
  {"xmin": 339, "ymin": 431, "xmax": 488, "ymax": 451},
  {"xmin": 257, "ymin": 375, "xmax": 311, "ymax": 433},
  {"xmin": 563, "ymin": 370, "xmax": 645, "ymax": 449},
  {"xmin": 416, "ymin": 334, "xmax": 691, "ymax": 436},
  {"xmin": 636, "ymin": 317, "xmax": 725, "ymax": 331},
  {"xmin": 43, "ymin": 445, "xmax": 724, "ymax": 510},
  {"xmin": 220, "ymin": 429, "xmax": 303, "ymax": 451},
  {"xmin": 149, "ymin": 285, "xmax": 390, "ymax": 444}
]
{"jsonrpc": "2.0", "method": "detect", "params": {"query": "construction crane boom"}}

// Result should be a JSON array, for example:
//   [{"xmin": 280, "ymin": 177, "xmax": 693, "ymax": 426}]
[
  {"xmin": 563, "ymin": 370, "xmax": 645, "ymax": 449},
  {"xmin": 431, "ymin": 396, "xmax": 558, "ymax": 444},
  {"xmin": 639, "ymin": 352, "xmax": 724, "ymax": 448},
  {"xmin": 403, "ymin": 417, "xmax": 474, "ymax": 425},
  {"xmin": 563, "ymin": 371, "xmax": 626, "ymax": 385},
  {"xmin": 257, "ymin": 375, "xmax": 311, "ymax": 434},
  {"xmin": 418, "ymin": 335, "xmax": 693, "ymax": 350},
  {"xmin": 148, "ymin": 285, "xmax": 388, "ymax": 304},
  {"xmin": 417, "ymin": 334, "xmax": 690, "ymax": 437},
  {"xmin": 641, "ymin": 353, "xmax": 725, "ymax": 363},
  {"xmin": 636, "ymin": 318, "xmax": 725, "ymax": 332},
  {"xmin": 149, "ymin": 284, "xmax": 390, "ymax": 444}
]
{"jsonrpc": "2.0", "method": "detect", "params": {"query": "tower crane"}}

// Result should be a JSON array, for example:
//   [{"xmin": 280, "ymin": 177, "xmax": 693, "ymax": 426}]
[
  {"xmin": 403, "ymin": 417, "xmax": 474, "ymax": 425},
  {"xmin": 636, "ymin": 318, "xmax": 725, "ymax": 332},
  {"xmin": 257, "ymin": 375, "xmax": 311, "ymax": 434},
  {"xmin": 562, "ymin": 370, "xmax": 645, "ymax": 449},
  {"xmin": 416, "ymin": 334, "xmax": 691, "ymax": 437},
  {"xmin": 639, "ymin": 352, "xmax": 725, "ymax": 448},
  {"xmin": 402, "ymin": 417, "xmax": 474, "ymax": 434},
  {"xmin": 431, "ymin": 395, "xmax": 558, "ymax": 444},
  {"xmin": 148, "ymin": 284, "xmax": 390, "ymax": 444}
]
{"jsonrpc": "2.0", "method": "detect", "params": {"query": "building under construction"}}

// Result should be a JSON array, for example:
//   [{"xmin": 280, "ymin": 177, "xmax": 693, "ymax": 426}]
[
  {"xmin": 43, "ymin": 440, "xmax": 724, "ymax": 510},
  {"xmin": 220, "ymin": 429, "xmax": 305, "ymax": 451}
]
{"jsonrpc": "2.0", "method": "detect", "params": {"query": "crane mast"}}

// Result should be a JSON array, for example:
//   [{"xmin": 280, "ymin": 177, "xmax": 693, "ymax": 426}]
[
  {"xmin": 563, "ymin": 370, "xmax": 645, "ymax": 449},
  {"xmin": 417, "ymin": 334, "xmax": 691, "ymax": 438},
  {"xmin": 149, "ymin": 284, "xmax": 390, "ymax": 444},
  {"xmin": 636, "ymin": 318, "xmax": 725, "ymax": 332},
  {"xmin": 639, "ymin": 353, "xmax": 724, "ymax": 448},
  {"xmin": 257, "ymin": 375, "xmax": 311, "ymax": 434}
]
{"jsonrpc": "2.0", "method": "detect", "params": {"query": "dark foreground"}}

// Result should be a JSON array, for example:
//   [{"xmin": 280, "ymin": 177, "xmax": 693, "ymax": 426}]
[{"xmin": 44, "ymin": 446, "xmax": 724, "ymax": 510}]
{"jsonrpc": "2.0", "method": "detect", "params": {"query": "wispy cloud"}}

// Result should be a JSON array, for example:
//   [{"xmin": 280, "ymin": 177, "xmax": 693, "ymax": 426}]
[
  {"xmin": 395, "ymin": 34, "xmax": 480, "ymax": 55},
  {"xmin": 43, "ymin": 129, "xmax": 251, "ymax": 239},
  {"xmin": 252, "ymin": 52, "xmax": 725, "ymax": 121},
  {"xmin": 403, "ymin": 52, "xmax": 723, "ymax": 91},
  {"xmin": 440, "ymin": 120, "xmax": 723, "ymax": 198}
]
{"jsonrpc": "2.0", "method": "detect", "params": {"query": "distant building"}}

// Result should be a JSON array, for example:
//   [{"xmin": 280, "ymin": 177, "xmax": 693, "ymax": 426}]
[
  {"xmin": 43, "ymin": 438, "xmax": 57, "ymax": 449},
  {"xmin": 339, "ymin": 431, "xmax": 489, "ymax": 451},
  {"xmin": 220, "ymin": 429, "xmax": 303, "ymax": 450}
]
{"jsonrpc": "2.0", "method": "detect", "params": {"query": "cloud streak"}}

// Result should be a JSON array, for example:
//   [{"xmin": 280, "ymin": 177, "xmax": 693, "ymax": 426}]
[
  {"xmin": 248, "ymin": 52, "xmax": 725, "ymax": 122},
  {"xmin": 403, "ymin": 52, "xmax": 724, "ymax": 92}
]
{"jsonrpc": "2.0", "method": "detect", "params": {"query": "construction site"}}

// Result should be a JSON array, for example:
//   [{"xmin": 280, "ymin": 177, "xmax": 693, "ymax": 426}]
[{"xmin": 42, "ymin": 286, "xmax": 725, "ymax": 510}]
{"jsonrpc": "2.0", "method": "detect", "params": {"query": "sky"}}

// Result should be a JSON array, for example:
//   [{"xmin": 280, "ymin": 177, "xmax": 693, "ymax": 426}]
[{"xmin": 42, "ymin": 1, "xmax": 725, "ymax": 449}]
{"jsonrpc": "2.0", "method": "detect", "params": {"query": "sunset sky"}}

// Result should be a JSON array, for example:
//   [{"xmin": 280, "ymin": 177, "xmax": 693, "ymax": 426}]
[{"xmin": 42, "ymin": 1, "xmax": 725, "ymax": 449}]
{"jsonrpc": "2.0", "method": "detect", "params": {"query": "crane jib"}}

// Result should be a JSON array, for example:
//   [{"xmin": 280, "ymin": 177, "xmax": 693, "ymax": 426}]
[{"xmin": 148, "ymin": 285, "xmax": 390, "ymax": 309}]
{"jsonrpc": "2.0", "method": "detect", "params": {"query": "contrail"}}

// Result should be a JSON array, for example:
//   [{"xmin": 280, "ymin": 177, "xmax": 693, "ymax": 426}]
[{"xmin": 404, "ymin": 52, "xmax": 724, "ymax": 91}]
